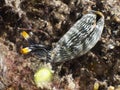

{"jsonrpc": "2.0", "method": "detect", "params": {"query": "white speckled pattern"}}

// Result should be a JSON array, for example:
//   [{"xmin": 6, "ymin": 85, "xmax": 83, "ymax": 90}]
[{"xmin": 49, "ymin": 10, "xmax": 104, "ymax": 62}]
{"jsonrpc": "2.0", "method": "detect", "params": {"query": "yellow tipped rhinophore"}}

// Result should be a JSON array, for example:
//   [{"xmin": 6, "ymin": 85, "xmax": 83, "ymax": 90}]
[
  {"xmin": 21, "ymin": 31, "xmax": 30, "ymax": 40},
  {"xmin": 34, "ymin": 67, "xmax": 53, "ymax": 87},
  {"xmin": 21, "ymin": 47, "xmax": 32, "ymax": 54}
]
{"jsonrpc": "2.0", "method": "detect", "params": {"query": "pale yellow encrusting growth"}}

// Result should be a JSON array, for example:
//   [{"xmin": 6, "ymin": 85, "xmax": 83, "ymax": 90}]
[
  {"xmin": 34, "ymin": 66, "xmax": 53, "ymax": 88},
  {"xmin": 94, "ymin": 81, "xmax": 100, "ymax": 90}
]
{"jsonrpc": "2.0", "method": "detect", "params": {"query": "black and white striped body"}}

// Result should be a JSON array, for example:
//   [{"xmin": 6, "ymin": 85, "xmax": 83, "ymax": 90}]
[{"xmin": 49, "ymin": 11, "xmax": 104, "ymax": 62}]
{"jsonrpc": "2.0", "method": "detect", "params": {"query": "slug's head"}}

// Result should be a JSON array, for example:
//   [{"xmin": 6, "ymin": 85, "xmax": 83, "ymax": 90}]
[{"xmin": 20, "ymin": 31, "xmax": 50, "ymax": 61}]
